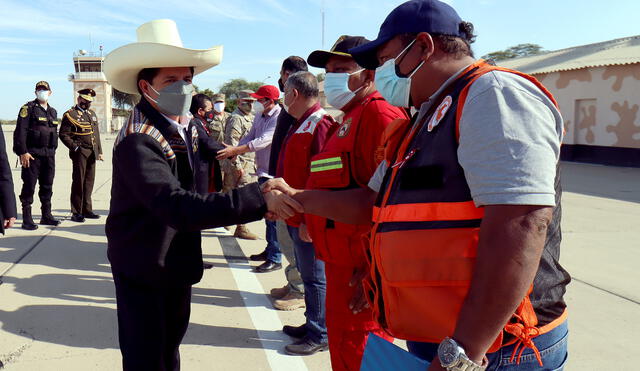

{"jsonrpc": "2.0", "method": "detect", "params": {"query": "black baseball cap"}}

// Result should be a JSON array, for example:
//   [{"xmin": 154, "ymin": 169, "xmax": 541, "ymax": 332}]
[
  {"xmin": 349, "ymin": 0, "xmax": 465, "ymax": 70},
  {"xmin": 307, "ymin": 35, "xmax": 370, "ymax": 69}
]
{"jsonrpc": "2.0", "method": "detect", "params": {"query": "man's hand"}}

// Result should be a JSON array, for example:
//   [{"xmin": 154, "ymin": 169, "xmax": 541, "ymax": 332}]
[
  {"xmin": 263, "ymin": 189, "xmax": 303, "ymax": 220},
  {"xmin": 261, "ymin": 178, "xmax": 299, "ymax": 197},
  {"xmin": 349, "ymin": 266, "xmax": 370, "ymax": 314},
  {"xmin": 20, "ymin": 153, "xmax": 34, "ymax": 168},
  {"xmin": 235, "ymin": 167, "xmax": 244, "ymax": 180},
  {"xmin": 299, "ymin": 223, "xmax": 312, "ymax": 242},
  {"xmin": 216, "ymin": 143, "xmax": 241, "ymax": 160},
  {"xmin": 98, "ymin": 154, "xmax": 104, "ymax": 161},
  {"xmin": 4, "ymin": 217, "xmax": 16, "ymax": 229}
]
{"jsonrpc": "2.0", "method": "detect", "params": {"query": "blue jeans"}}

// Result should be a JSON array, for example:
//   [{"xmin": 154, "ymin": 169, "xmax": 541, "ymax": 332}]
[
  {"xmin": 258, "ymin": 177, "xmax": 281, "ymax": 263},
  {"xmin": 287, "ymin": 225, "xmax": 327, "ymax": 343},
  {"xmin": 407, "ymin": 321, "xmax": 568, "ymax": 370}
]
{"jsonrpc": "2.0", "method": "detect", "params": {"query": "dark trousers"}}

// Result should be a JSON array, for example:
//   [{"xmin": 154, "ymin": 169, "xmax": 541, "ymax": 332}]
[
  {"xmin": 70, "ymin": 149, "xmax": 96, "ymax": 214},
  {"xmin": 19, "ymin": 154, "xmax": 55, "ymax": 211},
  {"xmin": 113, "ymin": 273, "xmax": 192, "ymax": 371}
]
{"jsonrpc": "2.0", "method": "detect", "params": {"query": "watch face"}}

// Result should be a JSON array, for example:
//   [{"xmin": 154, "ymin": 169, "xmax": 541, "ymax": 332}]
[{"xmin": 438, "ymin": 339, "xmax": 460, "ymax": 366}]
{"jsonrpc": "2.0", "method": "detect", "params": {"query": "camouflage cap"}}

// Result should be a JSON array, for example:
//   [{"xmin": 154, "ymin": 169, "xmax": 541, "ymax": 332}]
[
  {"xmin": 35, "ymin": 81, "xmax": 50, "ymax": 90},
  {"xmin": 237, "ymin": 89, "xmax": 257, "ymax": 101},
  {"xmin": 211, "ymin": 93, "xmax": 226, "ymax": 102}
]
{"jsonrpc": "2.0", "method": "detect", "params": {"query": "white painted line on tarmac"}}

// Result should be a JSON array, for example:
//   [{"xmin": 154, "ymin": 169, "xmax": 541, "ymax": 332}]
[{"xmin": 227, "ymin": 260, "xmax": 309, "ymax": 371}]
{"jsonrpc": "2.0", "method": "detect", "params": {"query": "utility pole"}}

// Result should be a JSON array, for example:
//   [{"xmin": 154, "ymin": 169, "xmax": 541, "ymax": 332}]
[{"xmin": 321, "ymin": 0, "xmax": 325, "ymax": 48}]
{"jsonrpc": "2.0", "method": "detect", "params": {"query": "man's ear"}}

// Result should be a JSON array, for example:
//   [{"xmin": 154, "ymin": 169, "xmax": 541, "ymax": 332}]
[
  {"xmin": 138, "ymin": 80, "xmax": 151, "ymax": 96},
  {"xmin": 415, "ymin": 32, "xmax": 435, "ymax": 60},
  {"xmin": 364, "ymin": 70, "xmax": 375, "ymax": 85}
]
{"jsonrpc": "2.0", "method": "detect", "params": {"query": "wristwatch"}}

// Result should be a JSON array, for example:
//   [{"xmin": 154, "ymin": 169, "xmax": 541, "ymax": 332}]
[{"xmin": 437, "ymin": 337, "xmax": 487, "ymax": 371}]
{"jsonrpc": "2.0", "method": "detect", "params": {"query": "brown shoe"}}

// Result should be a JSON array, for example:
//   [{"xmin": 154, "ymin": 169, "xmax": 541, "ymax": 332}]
[
  {"xmin": 273, "ymin": 291, "xmax": 305, "ymax": 311},
  {"xmin": 270, "ymin": 285, "xmax": 290, "ymax": 299},
  {"xmin": 234, "ymin": 225, "xmax": 258, "ymax": 240}
]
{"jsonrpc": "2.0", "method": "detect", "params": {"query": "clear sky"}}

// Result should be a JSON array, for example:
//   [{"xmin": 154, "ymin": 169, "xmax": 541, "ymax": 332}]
[{"xmin": 0, "ymin": 0, "xmax": 638, "ymax": 119}]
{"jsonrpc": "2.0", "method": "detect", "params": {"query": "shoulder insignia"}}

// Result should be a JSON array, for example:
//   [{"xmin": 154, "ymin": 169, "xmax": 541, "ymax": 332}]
[
  {"xmin": 296, "ymin": 109, "xmax": 328, "ymax": 135},
  {"xmin": 337, "ymin": 118, "xmax": 352, "ymax": 138},
  {"xmin": 19, "ymin": 106, "xmax": 28, "ymax": 118}
]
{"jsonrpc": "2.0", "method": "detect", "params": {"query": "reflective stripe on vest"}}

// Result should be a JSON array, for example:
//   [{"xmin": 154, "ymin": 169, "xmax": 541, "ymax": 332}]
[
  {"xmin": 373, "ymin": 201, "xmax": 484, "ymax": 223},
  {"xmin": 310, "ymin": 156, "xmax": 343, "ymax": 173}
]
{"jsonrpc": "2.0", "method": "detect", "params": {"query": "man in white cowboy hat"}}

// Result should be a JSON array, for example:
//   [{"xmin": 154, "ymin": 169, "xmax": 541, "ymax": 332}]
[{"xmin": 103, "ymin": 19, "xmax": 302, "ymax": 370}]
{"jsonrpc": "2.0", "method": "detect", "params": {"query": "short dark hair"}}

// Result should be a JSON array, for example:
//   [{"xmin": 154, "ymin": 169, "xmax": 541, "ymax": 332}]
[
  {"xmin": 136, "ymin": 67, "xmax": 195, "ymax": 95},
  {"xmin": 400, "ymin": 22, "xmax": 476, "ymax": 59},
  {"xmin": 190, "ymin": 93, "xmax": 212, "ymax": 116},
  {"xmin": 285, "ymin": 71, "xmax": 318, "ymax": 98},
  {"xmin": 281, "ymin": 56, "xmax": 308, "ymax": 74}
]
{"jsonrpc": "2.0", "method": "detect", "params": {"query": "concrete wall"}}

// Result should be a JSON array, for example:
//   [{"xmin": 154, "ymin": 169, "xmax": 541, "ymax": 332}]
[
  {"xmin": 534, "ymin": 64, "xmax": 640, "ymax": 149},
  {"xmin": 71, "ymin": 81, "xmax": 113, "ymax": 134}
]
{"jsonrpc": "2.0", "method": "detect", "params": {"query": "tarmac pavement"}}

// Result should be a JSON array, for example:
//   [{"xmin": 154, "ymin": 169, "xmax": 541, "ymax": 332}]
[{"xmin": 0, "ymin": 127, "xmax": 638, "ymax": 370}]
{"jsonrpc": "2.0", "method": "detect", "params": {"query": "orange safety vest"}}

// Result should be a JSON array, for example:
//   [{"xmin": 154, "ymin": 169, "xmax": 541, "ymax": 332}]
[
  {"xmin": 305, "ymin": 94, "xmax": 387, "ymax": 266},
  {"xmin": 368, "ymin": 60, "xmax": 567, "ymax": 365}
]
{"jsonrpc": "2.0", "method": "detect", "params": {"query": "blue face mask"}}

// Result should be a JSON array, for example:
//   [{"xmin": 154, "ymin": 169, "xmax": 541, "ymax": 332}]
[
  {"xmin": 324, "ymin": 69, "xmax": 365, "ymax": 110},
  {"xmin": 374, "ymin": 39, "xmax": 425, "ymax": 107}
]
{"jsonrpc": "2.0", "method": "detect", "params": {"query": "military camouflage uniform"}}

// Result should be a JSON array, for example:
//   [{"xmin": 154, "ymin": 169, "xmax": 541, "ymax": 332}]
[
  {"xmin": 207, "ymin": 111, "xmax": 229, "ymax": 144},
  {"xmin": 223, "ymin": 108, "xmax": 256, "ymax": 191}
]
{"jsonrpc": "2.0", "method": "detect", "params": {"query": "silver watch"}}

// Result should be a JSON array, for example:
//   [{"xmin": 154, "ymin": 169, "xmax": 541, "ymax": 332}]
[{"xmin": 437, "ymin": 337, "xmax": 487, "ymax": 371}]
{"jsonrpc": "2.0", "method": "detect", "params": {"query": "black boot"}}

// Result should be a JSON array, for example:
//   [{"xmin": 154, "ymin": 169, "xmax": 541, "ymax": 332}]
[
  {"xmin": 40, "ymin": 215, "xmax": 60, "ymax": 225},
  {"xmin": 40, "ymin": 205, "xmax": 60, "ymax": 226},
  {"xmin": 22, "ymin": 207, "xmax": 38, "ymax": 230}
]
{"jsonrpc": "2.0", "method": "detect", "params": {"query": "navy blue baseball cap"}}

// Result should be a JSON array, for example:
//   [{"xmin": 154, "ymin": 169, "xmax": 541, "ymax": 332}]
[{"xmin": 349, "ymin": 0, "xmax": 464, "ymax": 70}]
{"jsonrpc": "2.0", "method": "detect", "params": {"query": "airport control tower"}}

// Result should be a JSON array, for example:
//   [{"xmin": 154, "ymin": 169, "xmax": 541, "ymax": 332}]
[{"xmin": 68, "ymin": 47, "xmax": 113, "ymax": 133}]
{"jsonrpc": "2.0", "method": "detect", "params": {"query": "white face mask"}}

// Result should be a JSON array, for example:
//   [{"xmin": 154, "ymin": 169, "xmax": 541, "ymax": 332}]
[
  {"xmin": 36, "ymin": 90, "xmax": 50, "ymax": 103},
  {"xmin": 374, "ymin": 38, "xmax": 425, "ymax": 107},
  {"xmin": 252, "ymin": 101, "xmax": 265, "ymax": 114},
  {"xmin": 213, "ymin": 102, "xmax": 225, "ymax": 113},
  {"xmin": 324, "ymin": 69, "xmax": 366, "ymax": 110}
]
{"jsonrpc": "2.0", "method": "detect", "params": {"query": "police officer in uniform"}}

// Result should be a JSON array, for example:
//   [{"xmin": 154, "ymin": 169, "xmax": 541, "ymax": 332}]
[
  {"xmin": 13, "ymin": 81, "xmax": 61, "ymax": 230},
  {"xmin": 59, "ymin": 88, "xmax": 103, "ymax": 222}
]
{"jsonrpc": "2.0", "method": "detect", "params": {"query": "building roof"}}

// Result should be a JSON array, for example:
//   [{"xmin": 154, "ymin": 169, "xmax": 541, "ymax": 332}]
[{"xmin": 498, "ymin": 35, "xmax": 640, "ymax": 74}]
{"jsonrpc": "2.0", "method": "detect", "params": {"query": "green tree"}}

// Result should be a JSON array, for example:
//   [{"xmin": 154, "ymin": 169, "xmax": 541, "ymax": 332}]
[
  {"xmin": 112, "ymin": 88, "xmax": 138, "ymax": 111},
  {"xmin": 218, "ymin": 78, "xmax": 262, "ymax": 113},
  {"xmin": 193, "ymin": 85, "xmax": 215, "ymax": 98},
  {"xmin": 316, "ymin": 73, "xmax": 326, "ymax": 82},
  {"xmin": 482, "ymin": 43, "xmax": 545, "ymax": 62}
]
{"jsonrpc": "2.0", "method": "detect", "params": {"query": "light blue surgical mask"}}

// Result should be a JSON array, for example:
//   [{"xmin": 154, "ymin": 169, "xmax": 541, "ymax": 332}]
[
  {"xmin": 375, "ymin": 39, "xmax": 425, "ymax": 107},
  {"xmin": 145, "ymin": 80, "xmax": 194, "ymax": 116},
  {"xmin": 324, "ymin": 69, "xmax": 365, "ymax": 110},
  {"xmin": 36, "ymin": 90, "xmax": 50, "ymax": 103}
]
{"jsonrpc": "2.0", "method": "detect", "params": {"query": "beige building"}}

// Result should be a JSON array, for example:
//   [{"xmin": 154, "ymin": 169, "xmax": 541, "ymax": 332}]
[
  {"xmin": 500, "ymin": 35, "xmax": 640, "ymax": 167},
  {"xmin": 69, "ymin": 50, "xmax": 114, "ymax": 133}
]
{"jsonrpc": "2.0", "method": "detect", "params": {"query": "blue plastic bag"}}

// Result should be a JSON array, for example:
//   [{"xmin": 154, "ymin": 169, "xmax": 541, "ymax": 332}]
[{"xmin": 360, "ymin": 334, "xmax": 430, "ymax": 370}]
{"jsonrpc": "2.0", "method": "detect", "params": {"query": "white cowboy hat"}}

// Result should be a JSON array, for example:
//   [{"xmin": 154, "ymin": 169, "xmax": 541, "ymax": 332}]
[{"xmin": 104, "ymin": 19, "xmax": 222, "ymax": 94}]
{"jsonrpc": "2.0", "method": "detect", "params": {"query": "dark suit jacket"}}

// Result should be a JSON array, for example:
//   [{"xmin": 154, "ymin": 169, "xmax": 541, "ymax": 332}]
[
  {"xmin": 106, "ymin": 98, "xmax": 267, "ymax": 286},
  {"xmin": 0, "ymin": 128, "xmax": 17, "ymax": 234},
  {"xmin": 189, "ymin": 117, "xmax": 224, "ymax": 195},
  {"xmin": 268, "ymin": 105, "xmax": 296, "ymax": 176}
]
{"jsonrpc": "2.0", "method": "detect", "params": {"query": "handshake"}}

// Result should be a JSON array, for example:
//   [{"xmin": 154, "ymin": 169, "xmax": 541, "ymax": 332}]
[{"xmin": 260, "ymin": 178, "xmax": 303, "ymax": 220}]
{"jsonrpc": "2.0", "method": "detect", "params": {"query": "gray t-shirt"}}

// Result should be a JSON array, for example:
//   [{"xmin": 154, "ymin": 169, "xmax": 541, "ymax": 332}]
[{"xmin": 369, "ymin": 68, "xmax": 563, "ymax": 207}]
